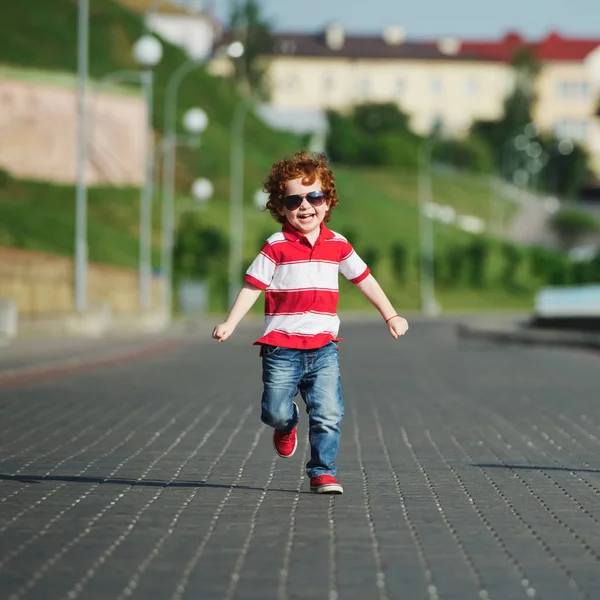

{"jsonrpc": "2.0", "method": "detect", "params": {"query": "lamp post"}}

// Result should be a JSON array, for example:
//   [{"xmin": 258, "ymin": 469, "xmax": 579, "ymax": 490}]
[
  {"xmin": 75, "ymin": 0, "xmax": 89, "ymax": 312},
  {"xmin": 160, "ymin": 42, "xmax": 243, "ymax": 316},
  {"xmin": 228, "ymin": 97, "xmax": 249, "ymax": 307},
  {"xmin": 132, "ymin": 35, "xmax": 163, "ymax": 311},
  {"xmin": 161, "ymin": 107, "xmax": 208, "ymax": 316},
  {"xmin": 418, "ymin": 137, "xmax": 438, "ymax": 317}
]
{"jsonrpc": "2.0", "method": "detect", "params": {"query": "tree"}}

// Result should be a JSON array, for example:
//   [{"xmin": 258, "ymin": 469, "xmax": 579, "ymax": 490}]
[
  {"xmin": 229, "ymin": 0, "xmax": 275, "ymax": 100},
  {"xmin": 550, "ymin": 208, "xmax": 600, "ymax": 250},
  {"xmin": 471, "ymin": 47, "xmax": 541, "ymax": 169}
]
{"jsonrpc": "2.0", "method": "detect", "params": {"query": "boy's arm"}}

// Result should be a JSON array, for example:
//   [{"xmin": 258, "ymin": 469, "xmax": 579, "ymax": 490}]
[
  {"xmin": 212, "ymin": 282, "xmax": 262, "ymax": 342},
  {"xmin": 355, "ymin": 274, "xmax": 409, "ymax": 339}
]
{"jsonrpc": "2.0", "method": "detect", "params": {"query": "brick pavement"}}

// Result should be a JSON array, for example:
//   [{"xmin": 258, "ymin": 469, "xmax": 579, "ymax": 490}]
[{"xmin": 1, "ymin": 320, "xmax": 600, "ymax": 599}]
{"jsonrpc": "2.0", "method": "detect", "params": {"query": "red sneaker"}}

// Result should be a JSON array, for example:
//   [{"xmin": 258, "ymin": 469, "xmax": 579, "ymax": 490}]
[
  {"xmin": 310, "ymin": 475, "xmax": 343, "ymax": 494},
  {"xmin": 273, "ymin": 426, "xmax": 298, "ymax": 458}
]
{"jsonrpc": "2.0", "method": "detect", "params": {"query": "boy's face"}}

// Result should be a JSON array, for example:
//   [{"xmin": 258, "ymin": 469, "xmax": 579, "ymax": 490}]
[{"xmin": 279, "ymin": 177, "xmax": 329, "ymax": 236}]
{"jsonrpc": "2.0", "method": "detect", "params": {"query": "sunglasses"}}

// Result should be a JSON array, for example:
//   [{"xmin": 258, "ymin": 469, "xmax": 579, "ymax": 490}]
[{"xmin": 283, "ymin": 191, "xmax": 326, "ymax": 211}]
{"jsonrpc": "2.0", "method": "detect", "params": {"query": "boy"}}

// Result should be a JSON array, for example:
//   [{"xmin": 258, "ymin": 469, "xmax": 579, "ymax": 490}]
[{"xmin": 212, "ymin": 151, "xmax": 408, "ymax": 494}]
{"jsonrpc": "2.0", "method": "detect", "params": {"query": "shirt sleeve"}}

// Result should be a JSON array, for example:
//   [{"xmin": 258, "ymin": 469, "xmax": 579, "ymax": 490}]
[
  {"xmin": 244, "ymin": 242, "xmax": 277, "ymax": 290},
  {"xmin": 339, "ymin": 242, "xmax": 370, "ymax": 284}
]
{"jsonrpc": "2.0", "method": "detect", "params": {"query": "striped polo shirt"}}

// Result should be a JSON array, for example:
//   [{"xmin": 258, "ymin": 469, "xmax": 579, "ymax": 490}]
[{"xmin": 244, "ymin": 221, "xmax": 370, "ymax": 349}]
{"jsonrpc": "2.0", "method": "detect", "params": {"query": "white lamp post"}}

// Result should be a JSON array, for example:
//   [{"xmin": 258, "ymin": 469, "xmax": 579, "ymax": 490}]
[
  {"xmin": 418, "ymin": 138, "xmax": 438, "ymax": 317},
  {"xmin": 75, "ymin": 0, "xmax": 89, "ymax": 312},
  {"xmin": 159, "ymin": 41, "xmax": 242, "ymax": 319},
  {"xmin": 133, "ymin": 34, "xmax": 163, "ymax": 311},
  {"xmin": 161, "ymin": 107, "xmax": 209, "ymax": 317}
]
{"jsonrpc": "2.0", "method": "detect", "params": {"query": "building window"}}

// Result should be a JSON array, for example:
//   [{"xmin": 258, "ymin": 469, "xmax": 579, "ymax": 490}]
[
  {"xmin": 557, "ymin": 80, "xmax": 590, "ymax": 100},
  {"xmin": 554, "ymin": 118, "xmax": 588, "ymax": 141},
  {"xmin": 465, "ymin": 78, "xmax": 478, "ymax": 95},
  {"xmin": 430, "ymin": 77, "xmax": 443, "ymax": 95},
  {"xmin": 357, "ymin": 78, "xmax": 371, "ymax": 99},
  {"xmin": 395, "ymin": 78, "xmax": 406, "ymax": 95},
  {"xmin": 279, "ymin": 75, "xmax": 297, "ymax": 92},
  {"xmin": 324, "ymin": 74, "xmax": 335, "ymax": 92}
]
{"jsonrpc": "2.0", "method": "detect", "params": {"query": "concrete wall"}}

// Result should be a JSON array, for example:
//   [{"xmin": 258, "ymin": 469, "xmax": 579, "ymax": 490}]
[
  {"xmin": 0, "ymin": 77, "xmax": 145, "ymax": 186},
  {"xmin": 0, "ymin": 247, "xmax": 163, "ymax": 316}
]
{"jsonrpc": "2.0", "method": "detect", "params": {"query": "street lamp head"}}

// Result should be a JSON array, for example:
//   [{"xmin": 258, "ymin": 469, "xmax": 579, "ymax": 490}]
[
  {"xmin": 183, "ymin": 108, "xmax": 208, "ymax": 134},
  {"xmin": 558, "ymin": 138, "xmax": 574, "ymax": 156},
  {"xmin": 254, "ymin": 189, "xmax": 269, "ymax": 210},
  {"xmin": 227, "ymin": 41, "xmax": 245, "ymax": 59},
  {"xmin": 191, "ymin": 178, "xmax": 214, "ymax": 203},
  {"xmin": 133, "ymin": 35, "xmax": 163, "ymax": 68}
]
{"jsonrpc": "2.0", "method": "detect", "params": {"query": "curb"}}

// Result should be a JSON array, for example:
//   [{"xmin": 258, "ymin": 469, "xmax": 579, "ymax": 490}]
[
  {"xmin": 0, "ymin": 337, "xmax": 187, "ymax": 388},
  {"xmin": 456, "ymin": 321, "xmax": 600, "ymax": 352}
]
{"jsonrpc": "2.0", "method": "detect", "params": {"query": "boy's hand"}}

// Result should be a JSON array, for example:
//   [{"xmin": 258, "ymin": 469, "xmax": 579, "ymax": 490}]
[
  {"xmin": 212, "ymin": 322, "xmax": 235, "ymax": 343},
  {"xmin": 387, "ymin": 316, "xmax": 409, "ymax": 339}
]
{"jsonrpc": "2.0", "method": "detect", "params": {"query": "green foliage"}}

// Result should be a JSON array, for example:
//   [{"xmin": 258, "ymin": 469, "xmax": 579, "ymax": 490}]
[
  {"xmin": 550, "ymin": 209, "xmax": 600, "ymax": 249},
  {"xmin": 0, "ymin": 169, "xmax": 11, "ymax": 189},
  {"xmin": 326, "ymin": 103, "xmax": 420, "ymax": 167},
  {"xmin": 499, "ymin": 242, "xmax": 525, "ymax": 290},
  {"xmin": 541, "ymin": 137, "xmax": 592, "ymax": 198},
  {"xmin": 390, "ymin": 243, "xmax": 408, "ymax": 284},
  {"xmin": 470, "ymin": 46, "xmax": 591, "ymax": 197},
  {"xmin": 432, "ymin": 136, "xmax": 494, "ymax": 173},
  {"xmin": 465, "ymin": 237, "xmax": 491, "ymax": 288},
  {"xmin": 352, "ymin": 102, "xmax": 412, "ymax": 137},
  {"xmin": 361, "ymin": 247, "xmax": 380, "ymax": 274},
  {"xmin": 174, "ymin": 216, "xmax": 228, "ymax": 280}
]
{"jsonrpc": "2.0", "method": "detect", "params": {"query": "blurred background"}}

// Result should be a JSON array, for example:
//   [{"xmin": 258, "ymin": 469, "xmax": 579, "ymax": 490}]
[{"xmin": 1, "ymin": 0, "xmax": 599, "ymax": 338}]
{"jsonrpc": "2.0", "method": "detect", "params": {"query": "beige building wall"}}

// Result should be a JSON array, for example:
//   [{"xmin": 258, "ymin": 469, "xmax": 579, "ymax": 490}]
[
  {"xmin": 534, "ymin": 55, "xmax": 600, "ymax": 174},
  {"xmin": 267, "ymin": 56, "xmax": 513, "ymax": 136},
  {"xmin": 261, "ymin": 47, "xmax": 600, "ymax": 175}
]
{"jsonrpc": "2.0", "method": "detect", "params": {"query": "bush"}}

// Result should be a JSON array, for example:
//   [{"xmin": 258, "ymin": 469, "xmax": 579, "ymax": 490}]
[
  {"xmin": 499, "ymin": 242, "xmax": 525, "ymax": 290},
  {"xmin": 465, "ymin": 237, "xmax": 491, "ymax": 288},
  {"xmin": 432, "ymin": 135, "xmax": 494, "ymax": 173},
  {"xmin": 550, "ymin": 209, "xmax": 599, "ymax": 249},
  {"xmin": 0, "ymin": 169, "xmax": 10, "ymax": 188},
  {"xmin": 390, "ymin": 243, "xmax": 408, "ymax": 283}
]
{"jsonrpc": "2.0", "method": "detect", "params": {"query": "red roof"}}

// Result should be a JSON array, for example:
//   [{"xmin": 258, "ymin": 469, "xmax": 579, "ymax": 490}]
[{"xmin": 459, "ymin": 31, "xmax": 600, "ymax": 62}]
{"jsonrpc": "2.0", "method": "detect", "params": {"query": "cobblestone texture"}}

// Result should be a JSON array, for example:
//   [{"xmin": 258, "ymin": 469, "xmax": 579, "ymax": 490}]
[{"xmin": 1, "ymin": 320, "xmax": 600, "ymax": 599}]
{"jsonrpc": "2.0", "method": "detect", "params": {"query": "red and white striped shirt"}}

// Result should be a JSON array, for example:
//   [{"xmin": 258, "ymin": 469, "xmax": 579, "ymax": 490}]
[{"xmin": 244, "ymin": 221, "xmax": 370, "ymax": 349}]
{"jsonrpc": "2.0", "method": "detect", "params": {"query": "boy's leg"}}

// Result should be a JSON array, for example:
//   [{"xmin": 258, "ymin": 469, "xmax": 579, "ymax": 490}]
[
  {"xmin": 261, "ymin": 345, "xmax": 302, "ymax": 432},
  {"xmin": 300, "ymin": 342, "xmax": 344, "ymax": 478}
]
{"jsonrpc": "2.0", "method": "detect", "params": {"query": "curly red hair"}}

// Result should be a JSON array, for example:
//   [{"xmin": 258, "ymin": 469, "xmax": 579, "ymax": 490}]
[{"xmin": 263, "ymin": 151, "xmax": 339, "ymax": 224}]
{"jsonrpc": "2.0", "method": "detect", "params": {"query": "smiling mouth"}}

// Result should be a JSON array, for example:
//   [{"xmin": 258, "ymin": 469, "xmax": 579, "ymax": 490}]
[{"xmin": 298, "ymin": 213, "xmax": 315, "ymax": 220}]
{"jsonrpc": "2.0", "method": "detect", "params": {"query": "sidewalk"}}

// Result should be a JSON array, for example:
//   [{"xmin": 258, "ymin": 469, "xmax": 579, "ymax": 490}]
[
  {"xmin": 456, "ymin": 314, "xmax": 600, "ymax": 351},
  {"xmin": 0, "ymin": 318, "xmax": 216, "ymax": 379}
]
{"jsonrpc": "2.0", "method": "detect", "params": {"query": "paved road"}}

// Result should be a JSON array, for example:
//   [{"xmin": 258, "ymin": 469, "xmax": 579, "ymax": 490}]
[{"xmin": 1, "ymin": 320, "xmax": 600, "ymax": 600}]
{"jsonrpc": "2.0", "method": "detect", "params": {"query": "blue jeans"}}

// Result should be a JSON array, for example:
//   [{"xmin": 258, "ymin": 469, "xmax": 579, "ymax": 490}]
[{"xmin": 261, "ymin": 341, "xmax": 344, "ymax": 478}]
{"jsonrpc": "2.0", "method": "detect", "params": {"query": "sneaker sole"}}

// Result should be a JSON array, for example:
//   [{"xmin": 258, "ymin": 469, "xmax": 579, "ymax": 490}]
[
  {"xmin": 273, "ymin": 435, "xmax": 298, "ymax": 458},
  {"xmin": 310, "ymin": 484, "xmax": 343, "ymax": 494}
]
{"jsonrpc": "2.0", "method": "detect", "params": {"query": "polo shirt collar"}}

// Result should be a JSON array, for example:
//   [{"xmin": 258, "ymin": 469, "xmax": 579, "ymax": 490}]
[{"xmin": 282, "ymin": 221, "xmax": 335, "ymax": 243}]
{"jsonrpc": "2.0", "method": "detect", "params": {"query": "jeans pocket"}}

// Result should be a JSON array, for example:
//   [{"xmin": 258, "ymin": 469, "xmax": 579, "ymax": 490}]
[{"xmin": 262, "ymin": 344, "xmax": 281, "ymax": 357}]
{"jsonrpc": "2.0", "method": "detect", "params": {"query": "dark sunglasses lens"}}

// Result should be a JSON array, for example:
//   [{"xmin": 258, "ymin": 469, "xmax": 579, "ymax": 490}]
[
  {"xmin": 306, "ymin": 191, "xmax": 325, "ymax": 205},
  {"xmin": 283, "ymin": 195, "xmax": 303, "ymax": 210}
]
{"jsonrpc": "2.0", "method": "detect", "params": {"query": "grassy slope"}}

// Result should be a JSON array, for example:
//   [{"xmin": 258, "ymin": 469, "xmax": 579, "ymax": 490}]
[{"xmin": 0, "ymin": 0, "xmax": 531, "ymax": 313}]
